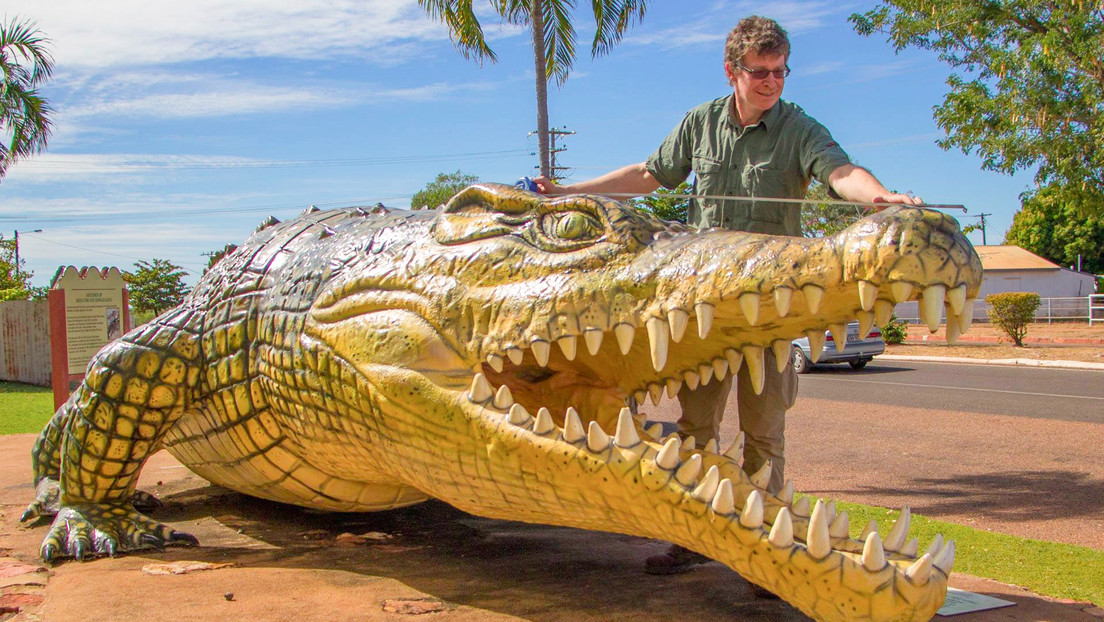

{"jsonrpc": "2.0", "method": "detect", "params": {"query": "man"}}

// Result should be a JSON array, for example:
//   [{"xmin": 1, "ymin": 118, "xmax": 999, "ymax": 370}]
[{"xmin": 534, "ymin": 15, "xmax": 921, "ymax": 574}]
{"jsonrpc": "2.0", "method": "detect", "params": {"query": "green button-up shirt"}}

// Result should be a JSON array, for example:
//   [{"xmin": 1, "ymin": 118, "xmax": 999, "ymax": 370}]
[{"xmin": 645, "ymin": 95, "xmax": 851, "ymax": 236}]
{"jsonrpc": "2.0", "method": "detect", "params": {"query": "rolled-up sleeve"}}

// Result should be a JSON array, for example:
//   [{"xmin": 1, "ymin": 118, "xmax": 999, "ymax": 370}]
[
  {"xmin": 800, "ymin": 121, "xmax": 851, "ymax": 186},
  {"xmin": 646, "ymin": 113, "xmax": 695, "ymax": 189}
]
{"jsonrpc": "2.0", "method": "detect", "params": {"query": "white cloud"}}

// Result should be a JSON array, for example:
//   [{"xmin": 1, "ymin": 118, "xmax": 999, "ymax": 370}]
[
  {"xmin": 2, "ymin": 153, "xmax": 269, "ymax": 184},
  {"xmin": 623, "ymin": 1, "xmax": 836, "ymax": 52}
]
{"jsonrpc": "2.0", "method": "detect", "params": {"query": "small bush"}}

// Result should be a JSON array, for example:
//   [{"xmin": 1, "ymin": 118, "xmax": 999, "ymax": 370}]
[
  {"xmin": 985, "ymin": 292, "xmax": 1040, "ymax": 347},
  {"xmin": 881, "ymin": 314, "xmax": 909, "ymax": 345}
]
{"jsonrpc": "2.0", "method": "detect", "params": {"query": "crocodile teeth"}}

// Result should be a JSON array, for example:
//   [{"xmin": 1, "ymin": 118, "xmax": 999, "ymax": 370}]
[
  {"xmin": 683, "ymin": 370, "xmax": 700, "ymax": 391},
  {"xmin": 692, "ymin": 465, "xmax": 721, "ymax": 502},
  {"xmin": 921, "ymin": 284, "xmax": 946, "ymax": 332},
  {"xmin": 506, "ymin": 347, "xmax": 523, "ymax": 366},
  {"xmin": 586, "ymin": 421, "xmax": 611, "ymax": 452},
  {"xmin": 723, "ymin": 431, "xmax": 745, "ymax": 462},
  {"xmin": 675, "ymin": 454, "xmax": 703, "ymax": 486},
  {"xmin": 743, "ymin": 345, "xmax": 765, "ymax": 395},
  {"xmin": 710, "ymin": 477, "xmax": 735, "ymax": 514},
  {"xmin": 695, "ymin": 302, "xmax": 714, "ymax": 339},
  {"xmin": 901, "ymin": 538, "xmax": 920, "ymax": 557},
  {"xmin": 791, "ymin": 496, "xmax": 810, "ymax": 518},
  {"xmin": 862, "ymin": 532, "xmax": 887, "ymax": 571},
  {"xmin": 769, "ymin": 507, "xmax": 794, "ymax": 547},
  {"xmin": 802, "ymin": 284, "xmax": 824, "ymax": 314},
  {"xmin": 807, "ymin": 500, "xmax": 832, "ymax": 559},
  {"xmin": 614, "ymin": 407, "xmax": 640, "ymax": 448},
  {"xmin": 469, "ymin": 373, "xmax": 493, "ymax": 403},
  {"xmin": 724, "ymin": 348, "xmax": 744, "ymax": 374},
  {"xmin": 778, "ymin": 480, "xmax": 795, "ymax": 504},
  {"xmin": 859, "ymin": 519, "xmax": 878, "ymax": 540},
  {"xmin": 771, "ymin": 340, "xmax": 791, "ymax": 373},
  {"xmin": 667, "ymin": 308, "xmax": 689, "ymax": 342},
  {"xmin": 614, "ymin": 323, "xmax": 635, "ymax": 355},
  {"xmin": 891, "ymin": 281, "xmax": 914, "ymax": 303},
  {"xmin": 749, "ymin": 460, "xmax": 772, "ymax": 489},
  {"xmin": 699, "ymin": 363, "xmax": 714, "ymax": 386},
  {"xmin": 857, "ymin": 311, "xmax": 875, "ymax": 340},
  {"xmin": 874, "ymin": 299, "xmax": 895, "ymax": 328},
  {"xmin": 740, "ymin": 490, "xmax": 764, "ymax": 528},
  {"xmin": 533, "ymin": 407, "xmax": 555, "ymax": 435},
  {"xmin": 682, "ymin": 435, "xmax": 696, "ymax": 452},
  {"xmin": 648, "ymin": 383, "xmax": 663, "ymax": 406},
  {"xmin": 645, "ymin": 422, "xmax": 664, "ymax": 440},
  {"xmin": 493, "ymin": 385, "xmax": 514, "ymax": 410},
  {"xmin": 646, "ymin": 317, "xmax": 669, "ymax": 371},
  {"xmin": 826, "ymin": 501, "xmax": 837, "ymax": 522},
  {"xmin": 531, "ymin": 340, "xmax": 551, "ymax": 366},
  {"xmin": 508, "ymin": 403, "xmax": 531, "ymax": 426},
  {"xmin": 584, "ymin": 329, "xmax": 603, "ymax": 355},
  {"xmin": 805, "ymin": 329, "xmax": 825, "ymax": 363},
  {"xmin": 858, "ymin": 280, "xmax": 878, "ymax": 311},
  {"xmin": 665, "ymin": 377, "xmax": 683, "ymax": 398},
  {"xmin": 655, "ymin": 436, "xmax": 681, "ymax": 470},
  {"xmin": 739, "ymin": 293, "xmax": 761, "ymax": 326},
  {"xmin": 960, "ymin": 299, "xmax": 976, "ymax": 333},
  {"xmin": 563, "ymin": 407, "xmax": 585, "ymax": 443},
  {"xmin": 712, "ymin": 357, "xmax": 729, "ymax": 381},
  {"xmin": 947, "ymin": 284, "xmax": 967, "ymax": 315},
  {"xmin": 945, "ymin": 313, "xmax": 961, "ymax": 345},
  {"xmin": 884, "ymin": 505, "xmax": 911, "ymax": 551},
  {"xmin": 703, "ymin": 438, "xmax": 718, "ymax": 454},
  {"xmin": 829, "ymin": 511, "xmax": 850, "ymax": 539},
  {"xmin": 774, "ymin": 286, "xmax": 793, "ymax": 317},
  {"xmin": 558, "ymin": 335, "xmax": 578, "ymax": 360},
  {"xmin": 905, "ymin": 553, "xmax": 934, "ymax": 585},
  {"xmin": 487, "ymin": 354, "xmax": 504, "ymax": 373},
  {"xmin": 829, "ymin": 324, "xmax": 848, "ymax": 351},
  {"xmin": 925, "ymin": 534, "xmax": 944, "ymax": 558},
  {"xmin": 934, "ymin": 540, "xmax": 956, "ymax": 573}
]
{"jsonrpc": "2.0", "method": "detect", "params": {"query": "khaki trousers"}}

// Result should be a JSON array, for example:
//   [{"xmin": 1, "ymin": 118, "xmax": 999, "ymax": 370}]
[{"xmin": 676, "ymin": 348, "xmax": 797, "ymax": 494}]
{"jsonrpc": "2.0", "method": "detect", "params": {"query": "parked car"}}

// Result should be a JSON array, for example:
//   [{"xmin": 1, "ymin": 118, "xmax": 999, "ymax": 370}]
[{"xmin": 791, "ymin": 321, "xmax": 885, "ymax": 373}]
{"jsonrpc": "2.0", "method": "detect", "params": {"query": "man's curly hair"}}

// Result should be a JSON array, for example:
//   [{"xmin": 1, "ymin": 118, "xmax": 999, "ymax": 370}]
[{"xmin": 724, "ymin": 16, "xmax": 790, "ymax": 67}]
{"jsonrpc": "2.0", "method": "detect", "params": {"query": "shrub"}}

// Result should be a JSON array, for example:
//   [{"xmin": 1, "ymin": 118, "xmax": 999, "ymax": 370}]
[
  {"xmin": 881, "ymin": 314, "xmax": 909, "ymax": 345},
  {"xmin": 985, "ymin": 292, "xmax": 1040, "ymax": 347}
]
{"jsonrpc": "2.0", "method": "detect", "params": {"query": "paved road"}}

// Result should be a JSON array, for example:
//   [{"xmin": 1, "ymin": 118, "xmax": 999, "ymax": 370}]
[{"xmin": 795, "ymin": 360, "xmax": 1104, "ymax": 423}]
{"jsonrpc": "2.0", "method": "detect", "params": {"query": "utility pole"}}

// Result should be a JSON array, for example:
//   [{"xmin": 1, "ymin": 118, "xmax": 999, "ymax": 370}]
[
  {"xmin": 530, "ymin": 127, "xmax": 575, "ymax": 181},
  {"xmin": 967, "ymin": 212, "xmax": 992, "ymax": 245},
  {"xmin": 12, "ymin": 229, "xmax": 43, "ymax": 272}
]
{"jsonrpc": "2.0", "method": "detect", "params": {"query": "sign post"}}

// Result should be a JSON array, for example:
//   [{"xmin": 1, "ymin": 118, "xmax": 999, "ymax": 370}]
[{"xmin": 49, "ymin": 266, "xmax": 131, "ymax": 410}]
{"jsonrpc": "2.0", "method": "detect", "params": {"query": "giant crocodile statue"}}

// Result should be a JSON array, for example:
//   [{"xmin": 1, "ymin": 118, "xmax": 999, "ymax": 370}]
[{"xmin": 23, "ymin": 183, "xmax": 982, "ymax": 621}]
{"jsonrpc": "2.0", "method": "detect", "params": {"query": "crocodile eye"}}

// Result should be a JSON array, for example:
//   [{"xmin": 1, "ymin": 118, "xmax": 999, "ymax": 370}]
[{"xmin": 550, "ymin": 211, "xmax": 599, "ymax": 241}]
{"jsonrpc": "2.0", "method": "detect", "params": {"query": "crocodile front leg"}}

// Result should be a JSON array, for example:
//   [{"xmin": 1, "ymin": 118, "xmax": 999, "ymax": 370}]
[{"xmin": 24, "ymin": 310, "xmax": 203, "ymax": 561}]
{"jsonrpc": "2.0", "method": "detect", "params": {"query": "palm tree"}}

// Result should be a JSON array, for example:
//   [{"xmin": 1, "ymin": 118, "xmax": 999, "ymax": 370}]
[
  {"xmin": 1, "ymin": 18, "xmax": 54, "ymax": 180},
  {"xmin": 419, "ymin": 0, "xmax": 647, "ymax": 179}
]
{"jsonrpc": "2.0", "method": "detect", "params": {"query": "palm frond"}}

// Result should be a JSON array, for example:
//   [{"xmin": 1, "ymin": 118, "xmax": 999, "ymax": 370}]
[
  {"xmin": 542, "ymin": 0, "xmax": 577, "ymax": 85},
  {"xmin": 0, "ymin": 18, "xmax": 54, "ymax": 87},
  {"xmin": 591, "ymin": 0, "xmax": 647, "ymax": 57},
  {"xmin": 418, "ymin": 0, "xmax": 498, "ymax": 63}
]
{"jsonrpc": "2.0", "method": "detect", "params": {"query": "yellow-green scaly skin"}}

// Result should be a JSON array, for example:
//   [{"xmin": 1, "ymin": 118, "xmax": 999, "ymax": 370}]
[{"xmin": 24, "ymin": 184, "xmax": 982, "ymax": 621}]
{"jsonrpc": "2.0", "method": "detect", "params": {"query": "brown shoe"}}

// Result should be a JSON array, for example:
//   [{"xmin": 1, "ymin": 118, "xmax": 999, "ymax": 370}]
[{"xmin": 644, "ymin": 544, "xmax": 710, "ymax": 575}]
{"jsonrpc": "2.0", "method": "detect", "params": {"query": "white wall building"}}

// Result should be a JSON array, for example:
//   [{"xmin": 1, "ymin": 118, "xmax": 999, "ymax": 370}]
[{"xmin": 974, "ymin": 245, "xmax": 1098, "ymax": 298}]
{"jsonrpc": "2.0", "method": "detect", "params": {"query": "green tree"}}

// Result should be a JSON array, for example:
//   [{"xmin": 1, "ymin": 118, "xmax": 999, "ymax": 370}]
[
  {"xmin": 411, "ymin": 170, "xmax": 480, "ymax": 209},
  {"xmin": 631, "ymin": 181, "xmax": 690, "ymax": 223},
  {"xmin": 0, "ymin": 233, "xmax": 43, "ymax": 300},
  {"xmin": 124, "ymin": 259, "xmax": 191, "ymax": 316},
  {"xmin": 419, "ymin": 0, "xmax": 647, "ymax": 178},
  {"xmin": 850, "ymin": 2, "xmax": 1104, "ymax": 201},
  {"xmin": 1, "ymin": 18, "xmax": 54, "ymax": 179},
  {"xmin": 801, "ymin": 181, "xmax": 865, "ymax": 238},
  {"xmin": 1004, "ymin": 183, "xmax": 1104, "ymax": 274},
  {"xmin": 985, "ymin": 291, "xmax": 1040, "ymax": 347}
]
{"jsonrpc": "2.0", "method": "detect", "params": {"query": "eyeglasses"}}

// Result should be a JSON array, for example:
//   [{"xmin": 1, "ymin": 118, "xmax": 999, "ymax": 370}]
[{"xmin": 734, "ymin": 62, "xmax": 790, "ymax": 80}]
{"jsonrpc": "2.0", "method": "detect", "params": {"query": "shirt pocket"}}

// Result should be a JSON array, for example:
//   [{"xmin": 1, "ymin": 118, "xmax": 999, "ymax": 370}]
[{"xmin": 743, "ymin": 166, "xmax": 800, "ymax": 224}]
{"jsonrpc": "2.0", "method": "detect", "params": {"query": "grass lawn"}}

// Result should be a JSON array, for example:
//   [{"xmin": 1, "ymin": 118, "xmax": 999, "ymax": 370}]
[
  {"xmin": 0, "ymin": 381, "xmax": 54, "ymax": 435},
  {"xmin": 1, "ymin": 384, "xmax": 1098, "ymax": 607}
]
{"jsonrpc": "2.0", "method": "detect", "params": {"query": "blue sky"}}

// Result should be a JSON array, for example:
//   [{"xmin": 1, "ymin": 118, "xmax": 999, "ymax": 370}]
[{"xmin": 2, "ymin": 0, "xmax": 1037, "ymax": 288}]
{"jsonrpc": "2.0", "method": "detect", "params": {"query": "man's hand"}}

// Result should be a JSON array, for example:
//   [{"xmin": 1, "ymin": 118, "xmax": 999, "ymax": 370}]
[
  {"xmin": 871, "ymin": 192, "xmax": 924, "ymax": 210},
  {"xmin": 531, "ymin": 175, "xmax": 565, "ymax": 195}
]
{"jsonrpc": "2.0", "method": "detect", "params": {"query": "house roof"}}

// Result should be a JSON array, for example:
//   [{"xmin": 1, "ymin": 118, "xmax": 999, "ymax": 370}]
[{"xmin": 975, "ymin": 245, "xmax": 1060, "ymax": 271}]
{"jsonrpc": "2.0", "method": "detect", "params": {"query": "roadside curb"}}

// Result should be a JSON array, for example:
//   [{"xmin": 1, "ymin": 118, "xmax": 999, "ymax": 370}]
[{"xmin": 879, "ymin": 354, "xmax": 1104, "ymax": 371}]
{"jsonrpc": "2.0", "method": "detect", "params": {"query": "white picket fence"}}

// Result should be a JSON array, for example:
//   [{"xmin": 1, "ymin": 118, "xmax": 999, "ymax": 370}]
[{"xmin": 895, "ymin": 295, "xmax": 1101, "ymax": 324}]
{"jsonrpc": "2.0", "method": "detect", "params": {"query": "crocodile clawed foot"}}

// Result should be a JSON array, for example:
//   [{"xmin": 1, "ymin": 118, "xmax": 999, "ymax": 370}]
[
  {"xmin": 21, "ymin": 478, "xmax": 61, "ymax": 523},
  {"xmin": 130, "ymin": 490, "xmax": 164, "ymax": 513},
  {"xmin": 41, "ymin": 504, "xmax": 198, "ymax": 563}
]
